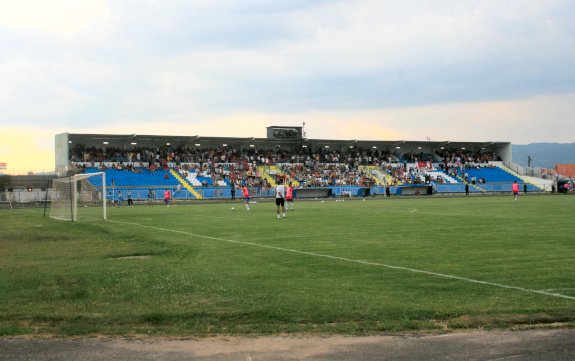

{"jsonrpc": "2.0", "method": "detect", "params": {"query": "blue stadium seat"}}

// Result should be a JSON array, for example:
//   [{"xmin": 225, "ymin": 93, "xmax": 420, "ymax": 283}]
[
  {"xmin": 85, "ymin": 168, "xmax": 180, "ymax": 187},
  {"xmin": 464, "ymin": 167, "xmax": 518, "ymax": 183}
]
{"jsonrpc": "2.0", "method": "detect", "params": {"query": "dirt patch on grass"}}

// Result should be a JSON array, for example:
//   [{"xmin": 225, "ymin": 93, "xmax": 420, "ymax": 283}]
[
  {"xmin": 446, "ymin": 313, "xmax": 573, "ymax": 329},
  {"xmin": 111, "ymin": 255, "xmax": 152, "ymax": 260}
]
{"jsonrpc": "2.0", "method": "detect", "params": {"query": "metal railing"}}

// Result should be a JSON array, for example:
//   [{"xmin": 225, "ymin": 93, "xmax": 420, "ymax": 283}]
[
  {"xmin": 504, "ymin": 161, "xmax": 557, "ymax": 180},
  {"xmin": 2, "ymin": 181, "xmax": 555, "ymax": 206}
]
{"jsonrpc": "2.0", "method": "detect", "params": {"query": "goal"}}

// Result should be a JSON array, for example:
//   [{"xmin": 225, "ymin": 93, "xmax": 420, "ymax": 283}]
[{"xmin": 50, "ymin": 172, "xmax": 107, "ymax": 221}]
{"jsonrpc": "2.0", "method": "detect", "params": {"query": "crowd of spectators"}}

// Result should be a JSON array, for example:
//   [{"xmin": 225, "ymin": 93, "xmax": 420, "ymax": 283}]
[{"xmin": 72, "ymin": 144, "xmax": 501, "ymax": 188}]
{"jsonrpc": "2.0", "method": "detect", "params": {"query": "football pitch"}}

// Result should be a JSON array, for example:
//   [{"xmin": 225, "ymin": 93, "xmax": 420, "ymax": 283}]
[{"xmin": 1, "ymin": 195, "xmax": 574, "ymax": 336}]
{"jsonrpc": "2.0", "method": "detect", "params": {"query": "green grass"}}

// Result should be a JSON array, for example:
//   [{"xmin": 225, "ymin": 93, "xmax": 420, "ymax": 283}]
[{"xmin": 1, "ymin": 195, "xmax": 574, "ymax": 336}]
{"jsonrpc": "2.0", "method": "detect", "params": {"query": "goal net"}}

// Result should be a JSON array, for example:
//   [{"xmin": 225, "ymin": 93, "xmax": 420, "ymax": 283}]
[{"xmin": 50, "ymin": 172, "xmax": 107, "ymax": 221}]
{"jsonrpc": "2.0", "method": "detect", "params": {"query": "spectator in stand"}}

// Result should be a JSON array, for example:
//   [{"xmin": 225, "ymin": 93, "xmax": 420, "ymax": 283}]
[{"xmin": 73, "ymin": 142, "xmax": 510, "ymax": 199}]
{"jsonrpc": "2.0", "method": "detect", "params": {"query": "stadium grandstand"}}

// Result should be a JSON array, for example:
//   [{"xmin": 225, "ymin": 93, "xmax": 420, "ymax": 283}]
[{"xmin": 50, "ymin": 126, "xmax": 558, "ymax": 202}]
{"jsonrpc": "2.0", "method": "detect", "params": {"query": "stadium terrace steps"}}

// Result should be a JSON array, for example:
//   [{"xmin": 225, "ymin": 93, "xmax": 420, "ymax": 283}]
[
  {"xmin": 269, "ymin": 165, "xmax": 289, "ymax": 183},
  {"xmin": 427, "ymin": 171, "xmax": 459, "ymax": 184},
  {"xmin": 384, "ymin": 173, "xmax": 399, "ymax": 185},
  {"xmin": 82, "ymin": 163, "xmax": 546, "ymax": 199},
  {"xmin": 184, "ymin": 171, "xmax": 202, "ymax": 187},
  {"xmin": 496, "ymin": 165, "xmax": 546, "ymax": 191},
  {"xmin": 468, "ymin": 182, "xmax": 486, "ymax": 193},
  {"xmin": 171, "ymin": 169, "xmax": 203, "ymax": 200},
  {"xmin": 182, "ymin": 170, "xmax": 219, "ymax": 187},
  {"xmin": 258, "ymin": 166, "xmax": 277, "ymax": 187},
  {"xmin": 521, "ymin": 179, "xmax": 544, "ymax": 191},
  {"xmin": 359, "ymin": 165, "xmax": 385, "ymax": 186},
  {"xmin": 457, "ymin": 165, "xmax": 543, "ymax": 192},
  {"xmin": 276, "ymin": 165, "xmax": 303, "ymax": 187}
]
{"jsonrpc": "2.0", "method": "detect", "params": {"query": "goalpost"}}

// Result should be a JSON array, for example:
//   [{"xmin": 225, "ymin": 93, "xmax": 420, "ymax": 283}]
[{"xmin": 50, "ymin": 172, "xmax": 107, "ymax": 222}]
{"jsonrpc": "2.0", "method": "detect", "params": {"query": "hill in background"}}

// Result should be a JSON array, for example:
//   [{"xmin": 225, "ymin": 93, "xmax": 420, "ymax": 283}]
[{"xmin": 512, "ymin": 143, "xmax": 575, "ymax": 168}]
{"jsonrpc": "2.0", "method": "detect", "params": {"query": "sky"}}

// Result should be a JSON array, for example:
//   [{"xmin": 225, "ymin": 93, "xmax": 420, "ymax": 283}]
[{"xmin": 1, "ymin": 0, "xmax": 574, "ymax": 173}]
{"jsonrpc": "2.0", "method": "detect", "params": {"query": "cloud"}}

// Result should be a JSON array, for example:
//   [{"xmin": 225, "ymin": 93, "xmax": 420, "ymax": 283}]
[
  {"xmin": 0, "ymin": 0, "xmax": 111, "ymax": 38},
  {"xmin": 1, "ymin": 0, "xmax": 574, "ymax": 169},
  {"xmin": 2, "ymin": 91, "xmax": 574, "ymax": 172},
  {"xmin": 53, "ymin": 92, "xmax": 575, "ymax": 143},
  {"xmin": 105, "ymin": 0, "xmax": 574, "ymax": 114}
]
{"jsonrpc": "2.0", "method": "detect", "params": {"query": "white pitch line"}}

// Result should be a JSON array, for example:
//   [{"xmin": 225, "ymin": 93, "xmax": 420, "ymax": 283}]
[
  {"xmin": 541, "ymin": 288, "xmax": 575, "ymax": 292},
  {"xmin": 109, "ymin": 220, "xmax": 575, "ymax": 301}
]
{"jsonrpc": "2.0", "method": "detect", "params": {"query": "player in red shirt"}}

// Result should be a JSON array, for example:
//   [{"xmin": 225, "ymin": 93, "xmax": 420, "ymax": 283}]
[
  {"xmin": 512, "ymin": 181, "xmax": 519, "ymax": 200},
  {"xmin": 164, "ymin": 189, "xmax": 171, "ymax": 207},
  {"xmin": 286, "ymin": 182, "xmax": 294, "ymax": 211},
  {"xmin": 242, "ymin": 184, "xmax": 250, "ymax": 210}
]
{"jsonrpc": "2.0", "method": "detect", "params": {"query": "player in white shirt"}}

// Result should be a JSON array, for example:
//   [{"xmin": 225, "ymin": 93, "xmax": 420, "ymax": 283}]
[{"xmin": 275, "ymin": 179, "xmax": 287, "ymax": 219}]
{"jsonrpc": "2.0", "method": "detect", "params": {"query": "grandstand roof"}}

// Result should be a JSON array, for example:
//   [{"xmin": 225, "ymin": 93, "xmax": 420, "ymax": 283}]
[
  {"xmin": 56, "ymin": 132, "xmax": 512, "ymax": 174},
  {"xmin": 61, "ymin": 133, "xmax": 510, "ymax": 154}
]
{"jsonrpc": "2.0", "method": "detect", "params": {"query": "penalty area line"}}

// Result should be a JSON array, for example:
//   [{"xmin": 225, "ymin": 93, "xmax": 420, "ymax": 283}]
[{"xmin": 109, "ymin": 220, "xmax": 575, "ymax": 301}]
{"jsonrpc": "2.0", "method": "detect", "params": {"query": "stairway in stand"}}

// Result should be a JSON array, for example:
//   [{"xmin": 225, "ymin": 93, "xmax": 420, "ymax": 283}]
[{"xmin": 170, "ymin": 170, "xmax": 203, "ymax": 199}]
